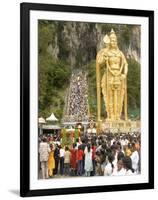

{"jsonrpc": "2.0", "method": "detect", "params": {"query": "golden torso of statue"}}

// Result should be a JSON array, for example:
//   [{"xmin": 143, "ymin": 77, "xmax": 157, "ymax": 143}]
[{"xmin": 108, "ymin": 51, "xmax": 122, "ymax": 70}]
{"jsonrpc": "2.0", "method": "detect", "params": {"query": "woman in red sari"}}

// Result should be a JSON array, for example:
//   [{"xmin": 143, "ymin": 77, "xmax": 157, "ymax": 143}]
[
  {"xmin": 70, "ymin": 143, "xmax": 77, "ymax": 176},
  {"xmin": 77, "ymin": 145, "xmax": 84, "ymax": 176}
]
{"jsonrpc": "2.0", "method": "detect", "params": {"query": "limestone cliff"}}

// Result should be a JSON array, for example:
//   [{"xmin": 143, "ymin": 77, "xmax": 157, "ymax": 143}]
[{"xmin": 46, "ymin": 21, "xmax": 140, "ymax": 67}]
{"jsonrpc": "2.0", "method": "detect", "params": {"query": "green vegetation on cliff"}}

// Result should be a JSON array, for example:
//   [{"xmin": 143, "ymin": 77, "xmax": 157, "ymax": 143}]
[{"xmin": 38, "ymin": 21, "xmax": 71, "ymax": 119}]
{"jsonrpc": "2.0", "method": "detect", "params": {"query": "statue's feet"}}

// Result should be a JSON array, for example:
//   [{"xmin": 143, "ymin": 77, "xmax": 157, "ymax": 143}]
[
  {"xmin": 106, "ymin": 118, "xmax": 112, "ymax": 122},
  {"xmin": 116, "ymin": 117, "xmax": 120, "ymax": 121}
]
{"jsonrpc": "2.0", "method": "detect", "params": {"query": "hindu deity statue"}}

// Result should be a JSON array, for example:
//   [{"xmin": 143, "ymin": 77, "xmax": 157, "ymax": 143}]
[{"xmin": 96, "ymin": 29, "xmax": 128, "ymax": 122}]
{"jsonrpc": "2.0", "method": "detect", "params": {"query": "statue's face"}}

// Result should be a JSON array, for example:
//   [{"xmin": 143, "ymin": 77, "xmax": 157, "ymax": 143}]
[{"xmin": 110, "ymin": 37, "xmax": 117, "ymax": 49}]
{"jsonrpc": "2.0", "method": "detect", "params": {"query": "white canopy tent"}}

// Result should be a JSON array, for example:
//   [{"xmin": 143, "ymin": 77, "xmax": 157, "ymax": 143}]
[
  {"xmin": 46, "ymin": 113, "xmax": 58, "ymax": 122},
  {"xmin": 38, "ymin": 117, "xmax": 46, "ymax": 124}
]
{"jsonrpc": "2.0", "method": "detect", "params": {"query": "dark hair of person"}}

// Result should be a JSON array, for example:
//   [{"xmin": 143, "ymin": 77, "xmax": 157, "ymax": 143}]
[
  {"xmin": 122, "ymin": 156, "xmax": 134, "ymax": 173},
  {"xmin": 99, "ymin": 136, "xmax": 103, "ymax": 140},
  {"xmin": 132, "ymin": 142, "xmax": 136, "ymax": 149},
  {"xmin": 128, "ymin": 143, "xmax": 132, "ymax": 149},
  {"xmin": 42, "ymin": 138, "xmax": 47, "ymax": 143},
  {"xmin": 81, "ymin": 138, "xmax": 85, "ymax": 143},
  {"xmin": 78, "ymin": 145, "xmax": 81, "ymax": 150},
  {"xmin": 65, "ymin": 146, "xmax": 69, "ymax": 151},
  {"xmin": 87, "ymin": 144, "xmax": 91, "ymax": 152},
  {"xmin": 111, "ymin": 144, "xmax": 116, "ymax": 150},
  {"xmin": 117, "ymin": 141, "xmax": 121, "ymax": 146},
  {"xmin": 73, "ymin": 143, "xmax": 76, "ymax": 148},
  {"xmin": 100, "ymin": 148, "xmax": 106, "ymax": 156},
  {"xmin": 108, "ymin": 154, "xmax": 114, "ymax": 169},
  {"xmin": 91, "ymin": 141, "xmax": 97, "ymax": 147},
  {"xmin": 98, "ymin": 141, "xmax": 102, "ymax": 146},
  {"xmin": 106, "ymin": 148, "xmax": 112, "ymax": 154},
  {"xmin": 117, "ymin": 151, "xmax": 125, "ymax": 161},
  {"xmin": 50, "ymin": 144, "xmax": 53, "ymax": 150}
]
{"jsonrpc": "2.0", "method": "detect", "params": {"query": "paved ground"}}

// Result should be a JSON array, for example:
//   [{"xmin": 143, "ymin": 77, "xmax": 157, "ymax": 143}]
[{"xmin": 38, "ymin": 169, "xmax": 94, "ymax": 179}]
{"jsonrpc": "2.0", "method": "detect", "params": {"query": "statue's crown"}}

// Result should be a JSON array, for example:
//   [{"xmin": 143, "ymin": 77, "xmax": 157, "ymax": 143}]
[{"xmin": 110, "ymin": 28, "xmax": 117, "ymax": 39}]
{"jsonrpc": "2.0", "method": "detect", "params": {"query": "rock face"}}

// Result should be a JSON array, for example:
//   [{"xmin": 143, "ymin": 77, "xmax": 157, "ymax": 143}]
[
  {"xmin": 126, "ymin": 26, "xmax": 141, "ymax": 63},
  {"xmin": 47, "ymin": 22, "xmax": 140, "ymax": 67}
]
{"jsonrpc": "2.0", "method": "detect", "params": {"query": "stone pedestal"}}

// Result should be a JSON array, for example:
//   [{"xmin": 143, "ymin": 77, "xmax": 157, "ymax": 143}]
[{"xmin": 98, "ymin": 120, "xmax": 140, "ymax": 133}]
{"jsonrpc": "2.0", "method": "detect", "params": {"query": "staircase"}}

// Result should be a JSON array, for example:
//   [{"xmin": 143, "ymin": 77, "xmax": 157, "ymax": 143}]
[{"xmin": 62, "ymin": 70, "xmax": 89, "ymax": 124}]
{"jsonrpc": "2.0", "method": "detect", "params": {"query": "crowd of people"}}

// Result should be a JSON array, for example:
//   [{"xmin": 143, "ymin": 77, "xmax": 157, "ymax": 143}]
[
  {"xmin": 38, "ymin": 131, "xmax": 141, "ymax": 179},
  {"xmin": 63, "ymin": 72, "xmax": 89, "ymax": 122}
]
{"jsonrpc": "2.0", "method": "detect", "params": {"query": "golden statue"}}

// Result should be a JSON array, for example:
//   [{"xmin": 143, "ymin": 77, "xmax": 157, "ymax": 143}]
[{"xmin": 96, "ymin": 29, "xmax": 128, "ymax": 122}]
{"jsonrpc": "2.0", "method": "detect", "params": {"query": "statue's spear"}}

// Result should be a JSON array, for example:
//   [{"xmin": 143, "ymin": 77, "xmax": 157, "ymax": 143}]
[{"xmin": 124, "ymin": 74, "xmax": 128, "ymax": 121}]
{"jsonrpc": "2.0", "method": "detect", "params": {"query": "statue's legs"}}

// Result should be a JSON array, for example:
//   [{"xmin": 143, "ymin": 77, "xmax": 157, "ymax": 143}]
[
  {"xmin": 107, "ymin": 88, "xmax": 114, "ymax": 121},
  {"xmin": 103, "ymin": 74, "xmax": 125, "ymax": 122}
]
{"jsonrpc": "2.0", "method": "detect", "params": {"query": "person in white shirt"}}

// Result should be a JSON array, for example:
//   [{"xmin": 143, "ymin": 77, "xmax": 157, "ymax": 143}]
[
  {"xmin": 64, "ymin": 146, "xmax": 71, "ymax": 176},
  {"xmin": 104, "ymin": 154, "xmax": 114, "ymax": 176},
  {"xmin": 75, "ymin": 138, "xmax": 80, "ymax": 150},
  {"xmin": 112, "ymin": 159, "xmax": 126, "ymax": 176},
  {"xmin": 84, "ymin": 145, "xmax": 93, "ymax": 176},
  {"xmin": 121, "ymin": 138, "xmax": 126, "ymax": 147},
  {"xmin": 112, "ymin": 151, "xmax": 126, "ymax": 176},
  {"xmin": 130, "ymin": 143, "xmax": 139, "ymax": 174},
  {"xmin": 39, "ymin": 138, "xmax": 50, "ymax": 179}
]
